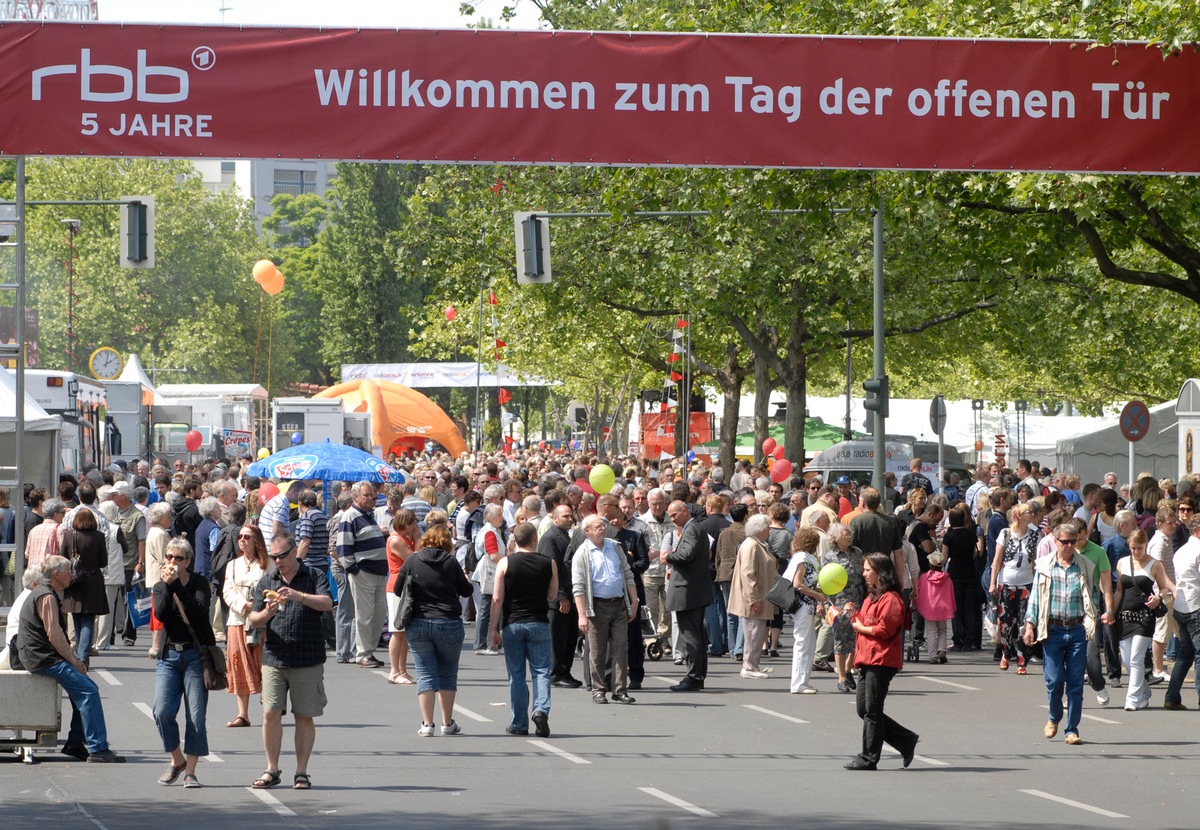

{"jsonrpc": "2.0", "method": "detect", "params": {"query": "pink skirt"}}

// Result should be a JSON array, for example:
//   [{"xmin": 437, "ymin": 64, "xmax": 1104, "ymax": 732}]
[{"xmin": 225, "ymin": 624, "xmax": 262, "ymax": 696}]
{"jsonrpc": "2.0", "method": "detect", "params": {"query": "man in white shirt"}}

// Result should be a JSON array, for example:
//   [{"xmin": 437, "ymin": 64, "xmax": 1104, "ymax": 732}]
[
  {"xmin": 572, "ymin": 515, "xmax": 638, "ymax": 705},
  {"xmin": 1165, "ymin": 516, "xmax": 1200, "ymax": 709}
]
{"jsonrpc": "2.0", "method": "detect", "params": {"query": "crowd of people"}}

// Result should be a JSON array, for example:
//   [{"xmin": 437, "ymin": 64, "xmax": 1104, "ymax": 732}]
[{"xmin": 1, "ymin": 449, "xmax": 1198, "ymax": 781}]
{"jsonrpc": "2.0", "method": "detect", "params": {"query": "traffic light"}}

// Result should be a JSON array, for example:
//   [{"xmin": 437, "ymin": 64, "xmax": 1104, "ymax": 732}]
[
  {"xmin": 514, "ymin": 211, "xmax": 552, "ymax": 284},
  {"xmin": 119, "ymin": 195, "xmax": 155, "ymax": 269},
  {"xmin": 521, "ymin": 215, "xmax": 544, "ymax": 278},
  {"xmin": 864, "ymin": 375, "xmax": 889, "ymax": 420},
  {"xmin": 127, "ymin": 201, "xmax": 148, "ymax": 262}
]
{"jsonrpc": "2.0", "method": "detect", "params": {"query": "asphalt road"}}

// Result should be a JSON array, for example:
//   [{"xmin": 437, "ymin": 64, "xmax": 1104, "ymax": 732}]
[{"xmin": 3, "ymin": 628, "xmax": 1198, "ymax": 830}]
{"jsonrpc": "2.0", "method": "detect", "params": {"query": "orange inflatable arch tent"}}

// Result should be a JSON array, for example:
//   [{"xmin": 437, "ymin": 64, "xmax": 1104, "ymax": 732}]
[{"xmin": 315, "ymin": 379, "xmax": 468, "ymax": 458}]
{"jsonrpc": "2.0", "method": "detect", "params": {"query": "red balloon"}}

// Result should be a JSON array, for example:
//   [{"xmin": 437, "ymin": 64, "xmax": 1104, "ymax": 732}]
[
  {"xmin": 772, "ymin": 445, "xmax": 785, "ymax": 460},
  {"xmin": 258, "ymin": 481, "xmax": 279, "ymax": 506},
  {"xmin": 770, "ymin": 458, "xmax": 793, "ymax": 483},
  {"xmin": 184, "ymin": 429, "xmax": 203, "ymax": 453},
  {"xmin": 444, "ymin": 306, "xmax": 457, "ymax": 321},
  {"xmin": 762, "ymin": 438, "xmax": 777, "ymax": 455}
]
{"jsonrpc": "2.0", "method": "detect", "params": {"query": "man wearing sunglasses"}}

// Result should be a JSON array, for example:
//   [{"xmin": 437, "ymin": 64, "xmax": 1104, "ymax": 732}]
[{"xmin": 248, "ymin": 534, "xmax": 333, "ymax": 791}]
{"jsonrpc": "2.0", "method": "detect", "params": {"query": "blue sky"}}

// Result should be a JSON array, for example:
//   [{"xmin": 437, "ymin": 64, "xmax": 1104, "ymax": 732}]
[{"xmin": 98, "ymin": 1, "xmax": 544, "ymax": 29}]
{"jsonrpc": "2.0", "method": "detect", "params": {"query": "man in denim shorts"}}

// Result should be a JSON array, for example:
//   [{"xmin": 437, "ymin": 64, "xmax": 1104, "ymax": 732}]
[{"xmin": 248, "ymin": 533, "xmax": 333, "ymax": 791}]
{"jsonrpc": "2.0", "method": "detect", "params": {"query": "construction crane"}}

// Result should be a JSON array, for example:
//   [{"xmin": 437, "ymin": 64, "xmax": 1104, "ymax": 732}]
[{"xmin": 0, "ymin": 1, "xmax": 98, "ymax": 20}]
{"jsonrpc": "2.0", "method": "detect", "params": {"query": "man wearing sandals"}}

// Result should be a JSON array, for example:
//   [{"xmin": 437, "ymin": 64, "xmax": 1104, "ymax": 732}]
[{"xmin": 248, "ymin": 533, "xmax": 333, "ymax": 791}]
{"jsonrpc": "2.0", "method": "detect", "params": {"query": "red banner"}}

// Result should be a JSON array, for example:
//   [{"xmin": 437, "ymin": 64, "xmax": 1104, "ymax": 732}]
[
  {"xmin": 0, "ymin": 23, "xmax": 1197, "ymax": 172},
  {"xmin": 641, "ymin": 412, "xmax": 714, "ymax": 459}
]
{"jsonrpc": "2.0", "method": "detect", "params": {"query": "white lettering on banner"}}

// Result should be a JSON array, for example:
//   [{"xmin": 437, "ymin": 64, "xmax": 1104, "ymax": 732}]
[
  {"xmin": 1092, "ymin": 82, "xmax": 1169, "ymax": 120},
  {"xmin": 93, "ymin": 112, "xmax": 212, "ymax": 137},
  {"xmin": 314, "ymin": 69, "xmax": 597, "ymax": 111},
  {"xmin": 725, "ymin": 76, "xmax": 803, "ymax": 122},
  {"xmin": 32, "ymin": 49, "xmax": 189, "ymax": 103}
]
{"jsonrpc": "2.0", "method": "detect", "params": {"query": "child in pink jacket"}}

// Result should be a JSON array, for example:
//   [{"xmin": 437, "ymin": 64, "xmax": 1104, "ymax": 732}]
[{"xmin": 916, "ymin": 550, "xmax": 956, "ymax": 664}]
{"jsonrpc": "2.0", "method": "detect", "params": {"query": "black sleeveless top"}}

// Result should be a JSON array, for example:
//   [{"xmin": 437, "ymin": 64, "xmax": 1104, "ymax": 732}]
[
  {"xmin": 502, "ymin": 553, "xmax": 553, "ymax": 626},
  {"xmin": 18, "ymin": 584, "xmax": 66, "ymax": 673}
]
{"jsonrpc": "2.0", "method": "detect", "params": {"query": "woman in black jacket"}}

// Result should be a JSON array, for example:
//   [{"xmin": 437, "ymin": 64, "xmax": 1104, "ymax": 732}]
[
  {"xmin": 395, "ymin": 524, "xmax": 473, "ymax": 737},
  {"xmin": 152, "ymin": 538, "xmax": 215, "ymax": 789},
  {"xmin": 61, "ymin": 507, "xmax": 108, "ymax": 667}
]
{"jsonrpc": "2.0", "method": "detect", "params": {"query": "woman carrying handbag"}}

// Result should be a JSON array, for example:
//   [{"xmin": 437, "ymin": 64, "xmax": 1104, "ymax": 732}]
[{"xmin": 152, "ymin": 538, "xmax": 216, "ymax": 789}]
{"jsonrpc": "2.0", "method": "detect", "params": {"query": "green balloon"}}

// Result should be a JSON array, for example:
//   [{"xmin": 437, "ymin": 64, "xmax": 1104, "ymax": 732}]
[
  {"xmin": 819, "ymin": 562, "xmax": 848, "ymax": 596},
  {"xmin": 589, "ymin": 463, "xmax": 616, "ymax": 494}
]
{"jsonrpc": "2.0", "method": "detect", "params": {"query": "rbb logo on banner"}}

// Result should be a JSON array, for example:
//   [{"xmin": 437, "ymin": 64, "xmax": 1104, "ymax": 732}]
[{"xmin": 32, "ymin": 49, "xmax": 191, "ymax": 103}]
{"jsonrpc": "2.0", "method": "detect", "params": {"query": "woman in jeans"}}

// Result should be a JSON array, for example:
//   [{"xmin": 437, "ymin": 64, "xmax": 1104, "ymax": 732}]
[
  {"xmin": 396, "ymin": 524, "xmax": 473, "ymax": 737},
  {"xmin": 151, "ymin": 538, "xmax": 215, "ymax": 788},
  {"xmin": 60, "ymin": 507, "xmax": 108, "ymax": 666}
]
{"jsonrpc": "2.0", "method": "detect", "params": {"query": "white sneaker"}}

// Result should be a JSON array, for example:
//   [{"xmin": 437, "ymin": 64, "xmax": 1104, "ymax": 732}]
[
  {"xmin": 441, "ymin": 720, "xmax": 461, "ymax": 735},
  {"xmin": 1097, "ymin": 689, "xmax": 1110, "ymax": 707},
  {"xmin": 484, "ymin": 648, "xmax": 502, "ymax": 656},
  {"xmin": 740, "ymin": 668, "xmax": 769, "ymax": 679},
  {"xmin": 792, "ymin": 685, "xmax": 818, "ymax": 694},
  {"xmin": 474, "ymin": 648, "xmax": 490, "ymax": 655},
  {"xmin": 1123, "ymin": 703, "xmax": 1136, "ymax": 712},
  {"xmin": 1153, "ymin": 671, "xmax": 1171, "ymax": 683},
  {"xmin": 417, "ymin": 723, "xmax": 435, "ymax": 737}
]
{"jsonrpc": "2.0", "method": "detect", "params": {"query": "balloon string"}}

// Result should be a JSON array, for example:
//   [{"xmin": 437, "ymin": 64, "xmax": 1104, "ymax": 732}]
[
  {"xmin": 252, "ymin": 293, "xmax": 264, "ymax": 384},
  {"xmin": 266, "ymin": 296, "xmax": 275, "ymax": 396}
]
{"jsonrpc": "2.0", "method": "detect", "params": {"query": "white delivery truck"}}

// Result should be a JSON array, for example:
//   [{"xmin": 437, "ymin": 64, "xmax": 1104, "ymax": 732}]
[
  {"xmin": 154, "ymin": 384, "xmax": 267, "ymax": 464},
  {"xmin": 272, "ymin": 397, "xmax": 374, "ymax": 455},
  {"xmin": 25, "ymin": 370, "xmax": 106, "ymax": 473}
]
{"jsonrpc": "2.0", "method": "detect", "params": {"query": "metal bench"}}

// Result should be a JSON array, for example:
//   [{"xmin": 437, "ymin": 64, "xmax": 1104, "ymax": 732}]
[{"xmin": 1, "ymin": 605, "xmax": 65, "ymax": 764}]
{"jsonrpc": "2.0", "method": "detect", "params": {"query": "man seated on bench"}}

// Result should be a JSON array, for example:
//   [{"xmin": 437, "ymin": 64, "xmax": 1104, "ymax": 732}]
[{"xmin": 17, "ymin": 555, "xmax": 126, "ymax": 763}]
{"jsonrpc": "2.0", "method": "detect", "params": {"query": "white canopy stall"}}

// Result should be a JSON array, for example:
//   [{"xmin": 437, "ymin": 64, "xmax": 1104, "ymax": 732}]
[
  {"xmin": 1056, "ymin": 400, "xmax": 1177, "ymax": 487},
  {"xmin": 0, "ymin": 367, "xmax": 63, "ymax": 489}
]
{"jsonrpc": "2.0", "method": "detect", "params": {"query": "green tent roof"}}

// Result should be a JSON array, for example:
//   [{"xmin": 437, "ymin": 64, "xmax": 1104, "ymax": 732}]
[{"xmin": 694, "ymin": 418, "xmax": 857, "ymax": 458}]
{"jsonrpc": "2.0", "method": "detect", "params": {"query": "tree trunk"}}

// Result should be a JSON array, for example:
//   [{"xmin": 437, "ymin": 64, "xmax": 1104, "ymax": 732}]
[
  {"xmin": 782, "ymin": 349, "xmax": 807, "ymax": 472},
  {"xmin": 717, "ymin": 341, "xmax": 746, "ymax": 477},
  {"xmin": 754, "ymin": 351, "xmax": 772, "ymax": 458}
]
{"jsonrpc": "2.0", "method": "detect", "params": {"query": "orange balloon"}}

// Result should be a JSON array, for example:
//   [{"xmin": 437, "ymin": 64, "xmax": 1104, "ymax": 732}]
[
  {"xmin": 262, "ymin": 272, "xmax": 285, "ymax": 296},
  {"xmin": 974, "ymin": 439, "xmax": 984, "ymax": 452},
  {"xmin": 252, "ymin": 259, "xmax": 277, "ymax": 285}
]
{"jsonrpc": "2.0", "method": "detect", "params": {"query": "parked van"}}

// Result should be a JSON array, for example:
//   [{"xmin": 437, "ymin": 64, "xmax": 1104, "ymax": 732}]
[{"xmin": 805, "ymin": 439, "xmax": 973, "ymax": 492}]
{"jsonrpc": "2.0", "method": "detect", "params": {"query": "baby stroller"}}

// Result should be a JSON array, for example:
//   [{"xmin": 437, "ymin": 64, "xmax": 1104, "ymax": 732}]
[{"xmin": 641, "ymin": 606, "xmax": 665, "ymax": 661}]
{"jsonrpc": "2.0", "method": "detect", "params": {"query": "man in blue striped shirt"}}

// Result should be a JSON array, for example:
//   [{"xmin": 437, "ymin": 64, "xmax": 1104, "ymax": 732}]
[{"xmin": 336, "ymin": 481, "xmax": 388, "ymax": 669}]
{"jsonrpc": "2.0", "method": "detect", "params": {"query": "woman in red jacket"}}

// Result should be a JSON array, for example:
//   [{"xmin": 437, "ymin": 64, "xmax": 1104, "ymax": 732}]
[{"xmin": 845, "ymin": 553, "xmax": 921, "ymax": 770}]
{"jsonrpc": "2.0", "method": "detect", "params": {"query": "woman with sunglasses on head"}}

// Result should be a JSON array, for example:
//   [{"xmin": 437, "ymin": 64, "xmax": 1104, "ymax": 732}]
[
  {"xmin": 152, "ymin": 538, "xmax": 215, "ymax": 788},
  {"xmin": 222, "ymin": 524, "xmax": 271, "ymax": 727}
]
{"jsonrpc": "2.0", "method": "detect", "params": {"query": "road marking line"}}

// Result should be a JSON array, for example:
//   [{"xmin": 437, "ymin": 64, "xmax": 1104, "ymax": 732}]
[
  {"xmin": 651, "ymin": 675, "xmax": 676, "ymax": 685},
  {"xmin": 528, "ymin": 739, "xmax": 591, "ymax": 765},
  {"xmin": 94, "ymin": 669, "xmax": 122, "ymax": 687},
  {"xmin": 639, "ymin": 786, "xmax": 719, "ymax": 818},
  {"xmin": 453, "ymin": 704, "xmax": 492, "ymax": 723},
  {"xmin": 911, "ymin": 675, "xmax": 980, "ymax": 691},
  {"xmin": 1020, "ymin": 789, "xmax": 1128, "ymax": 818},
  {"xmin": 247, "ymin": 787, "xmax": 296, "ymax": 817},
  {"xmin": 203, "ymin": 753, "xmax": 223, "ymax": 763},
  {"xmin": 881, "ymin": 745, "xmax": 950, "ymax": 767},
  {"xmin": 373, "ymin": 670, "xmax": 391, "ymax": 681},
  {"xmin": 133, "ymin": 702, "xmax": 154, "ymax": 720},
  {"xmin": 1040, "ymin": 705, "xmax": 1120, "ymax": 725},
  {"xmin": 742, "ymin": 704, "xmax": 809, "ymax": 724}
]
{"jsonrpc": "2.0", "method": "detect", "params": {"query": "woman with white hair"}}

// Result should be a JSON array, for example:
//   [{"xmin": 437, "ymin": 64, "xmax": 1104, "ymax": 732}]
[
  {"xmin": 0, "ymin": 566, "xmax": 43, "ymax": 669},
  {"xmin": 471, "ymin": 503, "xmax": 506, "ymax": 655},
  {"xmin": 94, "ymin": 500, "xmax": 128, "ymax": 652},
  {"xmin": 145, "ymin": 502, "xmax": 174, "ymax": 658},
  {"xmin": 727, "ymin": 513, "xmax": 777, "ymax": 679}
]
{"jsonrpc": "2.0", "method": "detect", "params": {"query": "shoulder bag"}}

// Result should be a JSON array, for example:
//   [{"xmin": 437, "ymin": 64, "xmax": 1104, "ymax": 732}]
[
  {"xmin": 172, "ymin": 593, "xmax": 227, "ymax": 691},
  {"xmin": 392, "ymin": 571, "xmax": 415, "ymax": 632},
  {"xmin": 766, "ymin": 574, "xmax": 802, "ymax": 614}
]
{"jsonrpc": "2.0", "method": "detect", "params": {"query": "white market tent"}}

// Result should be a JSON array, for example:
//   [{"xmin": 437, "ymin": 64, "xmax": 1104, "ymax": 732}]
[
  {"xmin": 0, "ymin": 366, "xmax": 63, "ymax": 488},
  {"xmin": 739, "ymin": 393, "xmax": 1109, "ymax": 465},
  {"xmin": 117, "ymin": 352, "xmax": 156, "ymax": 391},
  {"xmin": 1055, "ymin": 400, "xmax": 1177, "ymax": 487}
]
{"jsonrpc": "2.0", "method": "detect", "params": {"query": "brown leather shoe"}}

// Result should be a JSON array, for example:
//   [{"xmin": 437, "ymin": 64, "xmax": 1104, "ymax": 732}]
[{"xmin": 1043, "ymin": 720, "xmax": 1058, "ymax": 739}]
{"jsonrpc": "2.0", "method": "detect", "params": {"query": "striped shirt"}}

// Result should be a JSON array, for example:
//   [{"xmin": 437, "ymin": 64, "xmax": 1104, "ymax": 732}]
[
  {"xmin": 296, "ymin": 507, "xmax": 330, "ymax": 569},
  {"xmin": 401, "ymin": 495, "xmax": 432, "ymax": 523},
  {"xmin": 335, "ymin": 505, "xmax": 387, "ymax": 576}
]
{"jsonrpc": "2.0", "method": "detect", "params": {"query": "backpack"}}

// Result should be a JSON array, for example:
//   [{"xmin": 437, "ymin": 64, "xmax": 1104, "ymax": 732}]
[{"xmin": 462, "ymin": 505, "xmax": 485, "ymax": 574}]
